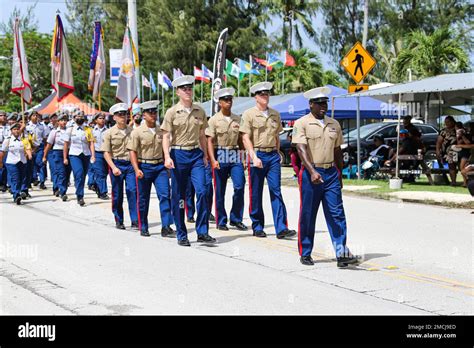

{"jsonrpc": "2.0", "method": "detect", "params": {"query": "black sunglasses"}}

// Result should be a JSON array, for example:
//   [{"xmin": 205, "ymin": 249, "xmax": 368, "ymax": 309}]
[
  {"xmin": 256, "ymin": 91, "xmax": 270, "ymax": 96},
  {"xmin": 115, "ymin": 111, "xmax": 128, "ymax": 116}
]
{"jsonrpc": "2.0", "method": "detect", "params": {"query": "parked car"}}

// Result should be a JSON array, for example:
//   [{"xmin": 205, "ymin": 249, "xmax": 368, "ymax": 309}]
[{"xmin": 341, "ymin": 122, "xmax": 439, "ymax": 165}]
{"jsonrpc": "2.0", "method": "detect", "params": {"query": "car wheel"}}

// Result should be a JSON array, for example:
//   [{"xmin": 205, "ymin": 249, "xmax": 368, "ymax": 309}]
[{"xmin": 424, "ymin": 150, "xmax": 437, "ymax": 166}]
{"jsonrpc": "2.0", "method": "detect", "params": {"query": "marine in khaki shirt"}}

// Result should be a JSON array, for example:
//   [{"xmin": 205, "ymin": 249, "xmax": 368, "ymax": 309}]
[
  {"xmin": 161, "ymin": 103, "xmax": 208, "ymax": 147},
  {"xmin": 101, "ymin": 124, "xmax": 132, "ymax": 163},
  {"xmin": 128, "ymin": 123, "xmax": 164, "ymax": 163},
  {"xmin": 240, "ymin": 106, "xmax": 283, "ymax": 149},
  {"xmin": 206, "ymin": 111, "xmax": 241, "ymax": 148}
]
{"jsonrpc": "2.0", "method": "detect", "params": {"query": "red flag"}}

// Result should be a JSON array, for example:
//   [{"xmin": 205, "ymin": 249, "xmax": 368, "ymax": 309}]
[
  {"xmin": 253, "ymin": 56, "xmax": 272, "ymax": 71},
  {"xmin": 285, "ymin": 51, "xmax": 296, "ymax": 67}
]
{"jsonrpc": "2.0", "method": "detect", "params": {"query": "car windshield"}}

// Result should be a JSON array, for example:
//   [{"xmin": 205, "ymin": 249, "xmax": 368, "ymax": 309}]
[{"xmin": 345, "ymin": 123, "xmax": 385, "ymax": 141}]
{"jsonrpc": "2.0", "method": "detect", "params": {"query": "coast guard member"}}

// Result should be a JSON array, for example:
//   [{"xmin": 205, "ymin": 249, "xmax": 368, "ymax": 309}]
[
  {"xmin": 240, "ymin": 82, "xmax": 296, "ymax": 239},
  {"xmin": 63, "ymin": 111, "xmax": 95, "ymax": 206},
  {"xmin": 0, "ymin": 110, "xmax": 7, "ymax": 192},
  {"xmin": 292, "ymin": 87, "xmax": 360, "ymax": 267},
  {"xmin": 43, "ymin": 113, "xmax": 70, "ymax": 201},
  {"xmin": 206, "ymin": 87, "xmax": 247, "ymax": 231},
  {"xmin": 129, "ymin": 100, "xmax": 175, "ymax": 237},
  {"xmin": 161, "ymin": 75, "xmax": 216, "ymax": 246},
  {"xmin": 26, "ymin": 111, "xmax": 48, "ymax": 189},
  {"xmin": 0, "ymin": 123, "xmax": 32, "ymax": 204},
  {"xmin": 102, "ymin": 103, "xmax": 138, "ymax": 231},
  {"xmin": 91, "ymin": 112, "xmax": 109, "ymax": 200}
]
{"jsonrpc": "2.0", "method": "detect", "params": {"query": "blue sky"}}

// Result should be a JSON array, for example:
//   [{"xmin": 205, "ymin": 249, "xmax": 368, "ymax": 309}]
[{"xmin": 0, "ymin": 0, "xmax": 337, "ymax": 69}]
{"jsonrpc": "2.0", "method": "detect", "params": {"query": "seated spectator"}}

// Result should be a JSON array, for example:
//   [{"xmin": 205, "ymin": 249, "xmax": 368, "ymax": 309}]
[
  {"xmin": 369, "ymin": 134, "xmax": 392, "ymax": 161},
  {"xmin": 436, "ymin": 116, "xmax": 458, "ymax": 186},
  {"xmin": 454, "ymin": 122, "xmax": 472, "ymax": 187}
]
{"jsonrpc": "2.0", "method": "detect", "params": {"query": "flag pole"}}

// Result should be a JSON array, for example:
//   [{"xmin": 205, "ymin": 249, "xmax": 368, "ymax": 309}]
[
  {"xmin": 141, "ymin": 75, "xmax": 144, "ymax": 103},
  {"xmin": 237, "ymin": 76, "xmax": 240, "ymax": 97},
  {"xmin": 200, "ymin": 80, "xmax": 203, "ymax": 103},
  {"xmin": 172, "ymin": 87, "xmax": 175, "ymax": 105},
  {"xmin": 162, "ymin": 87, "xmax": 165, "ymax": 115},
  {"xmin": 149, "ymin": 82, "xmax": 151, "ymax": 101},
  {"xmin": 98, "ymin": 89, "xmax": 102, "ymax": 111},
  {"xmin": 281, "ymin": 69, "xmax": 285, "ymax": 94},
  {"xmin": 20, "ymin": 91, "xmax": 25, "ymax": 125},
  {"xmin": 249, "ymin": 73, "xmax": 251, "ymax": 97},
  {"xmin": 265, "ymin": 52, "xmax": 268, "ymax": 82}
]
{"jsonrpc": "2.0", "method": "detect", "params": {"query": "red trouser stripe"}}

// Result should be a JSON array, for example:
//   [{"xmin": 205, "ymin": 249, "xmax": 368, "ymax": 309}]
[
  {"xmin": 135, "ymin": 175, "xmax": 142, "ymax": 231},
  {"xmin": 297, "ymin": 166, "xmax": 304, "ymax": 256},
  {"xmin": 211, "ymin": 166, "xmax": 218, "ymax": 226},
  {"xmin": 108, "ymin": 167, "xmax": 116, "ymax": 223},
  {"xmin": 247, "ymin": 156, "xmax": 252, "ymax": 215}
]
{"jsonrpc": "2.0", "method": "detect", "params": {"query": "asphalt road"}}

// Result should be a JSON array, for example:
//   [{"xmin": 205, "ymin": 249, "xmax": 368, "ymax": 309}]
[{"xmin": 0, "ymin": 178, "xmax": 472, "ymax": 315}]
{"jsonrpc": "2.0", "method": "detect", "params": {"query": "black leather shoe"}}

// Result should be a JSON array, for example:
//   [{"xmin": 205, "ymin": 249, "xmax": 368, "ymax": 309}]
[
  {"xmin": 277, "ymin": 229, "xmax": 297, "ymax": 239},
  {"xmin": 98, "ymin": 194, "xmax": 109, "ymax": 200},
  {"xmin": 209, "ymin": 213, "xmax": 215, "ymax": 222},
  {"xmin": 337, "ymin": 255, "xmax": 361, "ymax": 268},
  {"xmin": 0, "ymin": 185, "xmax": 6, "ymax": 192},
  {"xmin": 77, "ymin": 198, "xmax": 85, "ymax": 206},
  {"xmin": 15, "ymin": 197, "xmax": 22, "ymax": 205},
  {"xmin": 61, "ymin": 194, "xmax": 68, "ymax": 202},
  {"xmin": 161, "ymin": 226, "xmax": 176, "ymax": 238},
  {"xmin": 253, "ymin": 230, "xmax": 267, "ymax": 238},
  {"xmin": 140, "ymin": 229, "xmax": 150, "ymax": 237},
  {"xmin": 187, "ymin": 217, "xmax": 195, "ymax": 223},
  {"xmin": 230, "ymin": 221, "xmax": 248, "ymax": 231},
  {"xmin": 20, "ymin": 192, "xmax": 27, "ymax": 199},
  {"xmin": 178, "ymin": 239, "xmax": 191, "ymax": 246},
  {"xmin": 300, "ymin": 256, "xmax": 314, "ymax": 266},
  {"xmin": 39, "ymin": 183, "xmax": 47, "ymax": 190},
  {"xmin": 217, "ymin": 225, "xmax": 229, "ymax": 231},
  {"xmin": 25, "ymin": 193, "xmax": 32, "ymax": 199},
  {"xmin": 32, "ymin": 180, "xmax": 39, "ymax": 186},
  {"xmin": 53, "ymin": 189, "xmax": 60, "ymax": 197},
  {"xmin": 116, "ymin": 223, "xmax": 126, "ymax": 230},
  {"xmin": 197, "ymin": 234, "xmax": 217, "ymax": 244},
  {"xmin": 131, "ymin": 222, "xmax": 139, "ymax": 230}
]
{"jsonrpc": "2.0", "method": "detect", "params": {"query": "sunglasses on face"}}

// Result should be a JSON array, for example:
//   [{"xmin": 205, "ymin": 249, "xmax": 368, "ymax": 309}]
[
  {"xmin": 220, "ymin": 97, "xmax": 233, "ymax": 102},
  {"xmin": 256, "ymin": 91, "xmax": 270, "ymax": 96},
  {"xmin": 145, "ymin": 109, "xmax": 158, "ymax": 114},
  {"xmin": 115, "ymin": 111, "xmax": 127, "ymax": 116}
]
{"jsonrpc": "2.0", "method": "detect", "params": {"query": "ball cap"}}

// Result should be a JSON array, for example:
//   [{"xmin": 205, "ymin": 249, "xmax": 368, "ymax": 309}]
[
  {"xmin": 250, "ymin": 81, "xmax": 273, "ymax": 95},
  {"xmin": 304, "ymin": 86, "xmax": 331, "ymax": 103},
  {"xmin": 214, "ymin": 87, "xmax": 235, "ymax": 102},
  {"xmin": 172, "ymin": 75, "xmax": 195, "ymax": 88},
  {"xmin": 139, "ymin": 100, "xmax": 160, "ymax": 112},
  {"xmin": 109, "ymin": 103, "xmax": 129, "ymax": 115}
]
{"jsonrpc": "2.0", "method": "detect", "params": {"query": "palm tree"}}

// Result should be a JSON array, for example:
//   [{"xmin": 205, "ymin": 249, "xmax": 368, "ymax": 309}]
[
  {"xmin": 264, "ymin": 0, "xmax": 319, "ymax": 50},
  {"xmin": 394, "ymin": 27, "xmax": 469, "ymax": 81}
]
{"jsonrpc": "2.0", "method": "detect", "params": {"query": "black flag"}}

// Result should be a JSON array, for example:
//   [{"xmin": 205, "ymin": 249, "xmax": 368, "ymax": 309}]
[{"xmin": 210, "ymin": 28, "xmax": 228, "ymax": 115}]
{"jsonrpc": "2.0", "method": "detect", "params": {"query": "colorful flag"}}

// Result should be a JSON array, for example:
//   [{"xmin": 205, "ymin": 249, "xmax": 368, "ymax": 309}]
[
  {"xmin": 236, "ymin": 58, "xmax": 260, "ymax": 75},
  {"xmin": 173, "ymin": 68, "xmax": 183, "ymax": 80},
  {"xmin": 88, "ymin": 22, "xmax": 106, "ymax": 101},
  {"xmin": 158, "ymin": 71, "xmax": 170, "ymax": 91},
  {"xmin": 11, "ymin": 18, "xmax": 32, "ymax": 104},
  {"xmin": 224, "ymin": 59, "xmax": 240, "ymax": 79},
  {"xmin": 268, "ymin": 53, "xmax": 284, "ymax": 68},
  {"xmin": 253, "ymin": 56, "xmax": 271, "ymax": 71},
  {"xmin": 202, "ymin": 64, "xmax": 214, "ymax": 81},
  {"xmin": 284, "ymin": 51, "xmax": 296, "ymax": 67},
  {"xmin": 162, "ymin": 72, "xmax": 173, "ymax": 88},
  {"xmin": 249, "ymin": 56, "xmax": 263, "ymax": 72},
  {"xmin": 194, "ymin": 66, "xmax": 210, "ymax": 82},
  {"xmin": 51, "ymin": 15, "xmax": 74, "ymax": 101},
  {"xmin": 149, "ymin": 72, "xmax": 156, "ymax": 93},
  {"xmin": 142, "ymin": 74, "xmax": 151, "ymax": 88},
  {"xmin": 116, "ymin": 26, "xmax": 139, "ymax": 109}
]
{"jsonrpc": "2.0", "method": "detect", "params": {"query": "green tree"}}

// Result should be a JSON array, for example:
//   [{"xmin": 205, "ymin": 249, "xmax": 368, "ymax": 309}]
[
  {"xmin": 263, "ymin": 0, "xmax": 319, "ymax": 50},
  {"xmin": 394, "ymin": 27, "xmax": 470, "ymax": 81}
]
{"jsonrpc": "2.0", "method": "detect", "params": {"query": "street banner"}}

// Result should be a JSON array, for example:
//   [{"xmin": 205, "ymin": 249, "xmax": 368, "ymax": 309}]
[{"xmin": 210, "ymin": 28, "xmax": 228, "ymax": 115}]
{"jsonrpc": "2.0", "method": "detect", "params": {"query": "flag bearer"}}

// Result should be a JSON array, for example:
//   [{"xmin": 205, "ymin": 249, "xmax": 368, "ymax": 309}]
[
  {"xmin": 161, "ymin": 75, "xmax": 216, "ymax": 246},
  {"xmin": 292, "ymin": 87, "xmax": 360, "ymax": 267},
  {"xmin": 240, "ymin": 82, "xmax": 296, "ymax": 239},
  {"xmin": 101, "ymin": 103, "xmax": 139, "ymax": 231},
  {"xmin": 128, "ymin": 100, "xmax": 175, "ymax": 237},
  {"xmin": 206, "ymin": 87, "xmax": 247, "ymax": 231},
  {"xmin": 0, "ymin": 123, "xmax": 32, "ymax": 204}
]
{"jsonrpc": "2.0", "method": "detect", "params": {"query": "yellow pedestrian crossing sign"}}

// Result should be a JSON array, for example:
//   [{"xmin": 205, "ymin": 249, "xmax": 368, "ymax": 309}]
[
  {"xmin": 348, "ymin": 84, "xmax": 369, "ymax": 93},
  {"xmin": 340, "ymin": 42, "xmax": 376, "ymax": 84}
]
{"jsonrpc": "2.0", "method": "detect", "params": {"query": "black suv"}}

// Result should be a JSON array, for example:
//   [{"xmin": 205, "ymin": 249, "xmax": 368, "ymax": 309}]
[{"xmin": 341, "ymin": 122, "xmax": 439, "ymax": 164}]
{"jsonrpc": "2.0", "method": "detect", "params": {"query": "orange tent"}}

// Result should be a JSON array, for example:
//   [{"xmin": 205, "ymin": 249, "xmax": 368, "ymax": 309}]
[{"xmin": 34, "ymin": 92, "xmax": 102, "ymax": 115}]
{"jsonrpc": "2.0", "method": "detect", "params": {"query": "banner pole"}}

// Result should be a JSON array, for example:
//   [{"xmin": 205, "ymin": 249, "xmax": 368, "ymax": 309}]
[
  {"xmin": 98, "ymin": 89, "xmax": 102, "ymax": 112},
  {"xmin": 21, "ymin": 91, "xmax": 25, "ymax": 125}
]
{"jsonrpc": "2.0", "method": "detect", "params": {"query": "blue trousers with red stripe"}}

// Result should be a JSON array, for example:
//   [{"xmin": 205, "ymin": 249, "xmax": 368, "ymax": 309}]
[
  {"xmin": 137, "ymin": 162, "xmax": 172, "ymax": 231},
  {"xmin": 212, "ymin": 149, "xmax": 245, "ymax": 226},
  {"xmin": 248, "ymin": 150, "xmax": 288, "ymax": 234},
  {"xmin": 298, "ymin": 166, "xmax": 348, "ymax": 258},
  {"xmin": 110, "ymin": 159, "xmax": 138, "ymax": 225},
  {"xmin": 170, "ymin": 148, "xmax": 209, "ymax": 241}
]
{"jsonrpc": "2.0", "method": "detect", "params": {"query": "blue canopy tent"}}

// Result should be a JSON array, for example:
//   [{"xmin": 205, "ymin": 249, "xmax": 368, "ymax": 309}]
[
  {"xmin": 273, "ymin": 85, "xmax": 399, "ymax": 120},
  {"xmin": 201, "ymin": 84, "xmax": 399, "ymax": 120}
]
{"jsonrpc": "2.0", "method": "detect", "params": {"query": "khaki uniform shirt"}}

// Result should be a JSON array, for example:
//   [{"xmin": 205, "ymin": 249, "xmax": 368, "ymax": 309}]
[
  {"xmin": 205, "ymin": 111, "xmax": 241, "ymax": 147},
  {"xmin": 291, "ymin": 114, "xmax": 343, "ymax": 164},
  {"xmin": 100, "ymin": 125, "xmax": 133, "ymax": 160},
  {"xmin": 128, "ymin": 123, "xmax": 164, "ymax": 161},
  {"xmin": 239, "ymin": 106, "xmax": 283, "ymax": 148},
  {"xmin": 161, "ymin": 102, "xmax": 207, "ymax": 146}
]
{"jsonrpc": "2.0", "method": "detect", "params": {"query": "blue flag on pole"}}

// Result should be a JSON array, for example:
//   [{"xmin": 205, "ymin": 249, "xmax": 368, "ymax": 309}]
[{"xmin": 149, "ymin": 72, "xmax": 156, "ymax": 93}]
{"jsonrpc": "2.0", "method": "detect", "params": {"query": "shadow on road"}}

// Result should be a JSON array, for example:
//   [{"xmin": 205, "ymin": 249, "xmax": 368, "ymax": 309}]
[{"xmin": 360, "ymin": 253, "xmax": 391, "ymax": 261}]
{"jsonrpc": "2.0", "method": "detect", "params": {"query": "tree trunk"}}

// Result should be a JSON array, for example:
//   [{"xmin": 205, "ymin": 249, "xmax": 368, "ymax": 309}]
[{"xmin": 362, "ymin": 0, "xmax": 369, "ymax": 47}]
